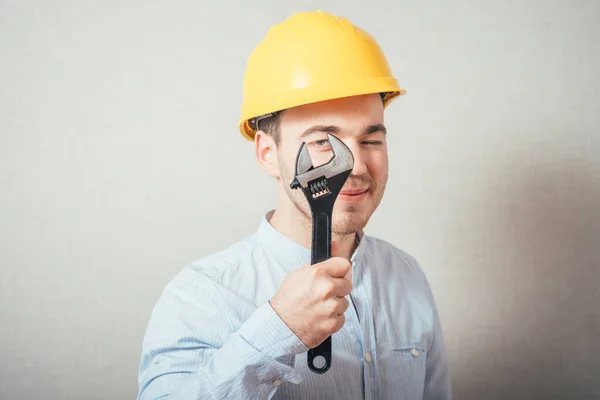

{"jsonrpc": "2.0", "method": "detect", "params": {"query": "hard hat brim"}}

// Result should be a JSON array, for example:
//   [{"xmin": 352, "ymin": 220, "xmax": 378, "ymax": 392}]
[{"xmin": 239, "ymin": 77, "xmax": 406, "ymax": 141}]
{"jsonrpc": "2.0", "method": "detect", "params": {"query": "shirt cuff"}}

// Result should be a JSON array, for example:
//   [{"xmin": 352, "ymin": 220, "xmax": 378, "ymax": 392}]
[{"xmin": 238, "ymin": 301, "xmax": 309, "ymax": 360}]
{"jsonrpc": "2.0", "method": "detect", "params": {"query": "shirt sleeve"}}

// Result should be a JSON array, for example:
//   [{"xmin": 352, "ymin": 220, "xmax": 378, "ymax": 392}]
[{"xmin": 136, "ymin": 269, "xmax": 309, "ymax": 400}]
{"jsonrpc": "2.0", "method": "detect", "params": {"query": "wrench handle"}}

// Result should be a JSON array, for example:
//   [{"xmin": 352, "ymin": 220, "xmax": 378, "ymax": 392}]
[
  {"xmin": 310, "ymin": 211, "xmax": 332, "ymax": 265},
  {"xmin": 308, "ymin": 209, "xmax": 333, "ymax": 374}
]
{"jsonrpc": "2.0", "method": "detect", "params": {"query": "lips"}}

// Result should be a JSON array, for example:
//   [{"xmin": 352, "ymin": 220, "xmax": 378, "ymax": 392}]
[
  {"xmin": 340, "ymin": 188, "xmax": 368, "ymax": 196},
  {"xmin": 338, "ymin": 188, "xmax": 369, "ymax": 203}
]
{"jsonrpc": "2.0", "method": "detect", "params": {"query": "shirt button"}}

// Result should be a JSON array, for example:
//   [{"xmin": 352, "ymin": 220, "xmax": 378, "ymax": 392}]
[
  {"xmin": 272, "ymin": 378, "xmax": 282, "ymax": 386},
  {"xmin": 411, "ymin": 348, "xmax": 420, "ymax": 357},
  {"xmin": 365, "ymin": 351, "xmax": 372, "ymax": 362}
]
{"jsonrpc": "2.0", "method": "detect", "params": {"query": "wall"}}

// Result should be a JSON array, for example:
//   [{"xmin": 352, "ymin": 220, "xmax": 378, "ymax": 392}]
[{"xmin": 1, "ymin": 1, "xmax": 598, "ymax": 399}]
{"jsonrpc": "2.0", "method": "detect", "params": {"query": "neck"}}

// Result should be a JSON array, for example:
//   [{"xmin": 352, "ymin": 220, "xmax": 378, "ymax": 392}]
[{"xmin": 268, "ymin": 200, "xmax": 358, "ymax": 261}]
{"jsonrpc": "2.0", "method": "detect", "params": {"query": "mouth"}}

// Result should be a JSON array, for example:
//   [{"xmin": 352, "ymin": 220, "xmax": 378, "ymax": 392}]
[{"xmin": 338, "ymin": 188, "xmax": 369, "ymax": 202}]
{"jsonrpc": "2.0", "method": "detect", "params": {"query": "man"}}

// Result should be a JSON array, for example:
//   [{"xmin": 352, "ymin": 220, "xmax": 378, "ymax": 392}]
[{"xmin": 137, "ymin": 10, "xmax": 451, "ymax": 400}]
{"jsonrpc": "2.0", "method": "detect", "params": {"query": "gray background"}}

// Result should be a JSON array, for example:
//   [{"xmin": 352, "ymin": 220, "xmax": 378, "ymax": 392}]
[{"xmin": 1, "ymin": 1, "xmax": 599, "ymax": 399}]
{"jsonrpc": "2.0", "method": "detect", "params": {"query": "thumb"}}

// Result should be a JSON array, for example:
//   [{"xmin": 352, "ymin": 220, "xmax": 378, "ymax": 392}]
[{"xmin": 321, "ymin": 257, "xmax": 352, "ymax": 278}]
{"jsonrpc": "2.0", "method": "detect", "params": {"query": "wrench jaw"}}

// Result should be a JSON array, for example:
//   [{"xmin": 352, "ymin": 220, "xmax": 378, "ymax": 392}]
[
  {"xmin": 290, "ymin": 134, "xmax": 354, "ymax": 200},
  {"xmin": 295, "ymin": 141, "xmax": 315, "ymax": 176}
]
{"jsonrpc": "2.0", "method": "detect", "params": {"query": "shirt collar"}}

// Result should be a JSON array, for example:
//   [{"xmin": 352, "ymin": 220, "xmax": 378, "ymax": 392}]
[
  {"xmin": 256, "ymin": 210, "xmax": 368, "ymax": 269},
  {"xmin": 256, "ymin": 210, "xmax": 311, "ymax": 270}
]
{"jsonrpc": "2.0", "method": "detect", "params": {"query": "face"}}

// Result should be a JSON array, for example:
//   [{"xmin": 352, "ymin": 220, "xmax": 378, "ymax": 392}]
[{"xmin": 274, "ymin": 93, "xmax": 389, "ymax": 236}]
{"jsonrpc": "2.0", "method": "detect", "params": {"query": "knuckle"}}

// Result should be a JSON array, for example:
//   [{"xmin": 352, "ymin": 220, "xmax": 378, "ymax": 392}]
[
  {"xmin": 342, "ymin": 297, "xmax": 350, "ymax": 310},
  {"xmin": 328, "ymin": 300, "xmax": 339, "ymax": 316},
  {"xmin": 310, "ymin": 267, "xmax": 324, "ymax": 281},
  {"xmin": 322, "ymin": 280, "xmax": 335, "ymax": 297}
]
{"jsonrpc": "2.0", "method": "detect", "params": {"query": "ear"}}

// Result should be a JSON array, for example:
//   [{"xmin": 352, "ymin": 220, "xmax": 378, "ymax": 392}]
[{"xmin": 255, "ymin": 130, "xmax": 280, "ymax": 178}]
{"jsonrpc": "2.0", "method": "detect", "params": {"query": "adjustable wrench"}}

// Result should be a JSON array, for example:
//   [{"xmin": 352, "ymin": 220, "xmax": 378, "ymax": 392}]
[{"xmin": 290, "ymin": 134, "xmax": 354, "ymax": 374}]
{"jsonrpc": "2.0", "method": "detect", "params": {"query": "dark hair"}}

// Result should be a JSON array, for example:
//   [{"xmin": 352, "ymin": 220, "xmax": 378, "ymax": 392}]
[{"xmin": 256, "ymin": 111, "xmax": 283, "ymax": 145}]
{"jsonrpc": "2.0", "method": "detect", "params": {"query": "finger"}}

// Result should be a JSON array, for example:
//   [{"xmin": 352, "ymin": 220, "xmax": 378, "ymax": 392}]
[
  {"xmin": 336, "ymin": 296, "xmax": 350, "ymax": 315},
  {"xmin": 332, "ymin": 277, "xmax": 352, "ymax": 297},
  {"xmin": 333, "ymin": 313, "xmax": 346, "ymax": 332},
  {"xmin": 320, "ymin": 257, "xmax": 351, "ymax": 278}
]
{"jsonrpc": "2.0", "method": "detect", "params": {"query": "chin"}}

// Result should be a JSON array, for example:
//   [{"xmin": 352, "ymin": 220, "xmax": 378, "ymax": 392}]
[{"xmin": 331, "ymin": 211, "xmax": 371, "ymax": 236}]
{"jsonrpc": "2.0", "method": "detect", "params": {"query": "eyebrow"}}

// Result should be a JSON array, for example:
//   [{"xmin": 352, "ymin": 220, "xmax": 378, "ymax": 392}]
[
  {"xmin": 300, "ymin": 125, "xmax": 340, "ymax": 138},
  {"xmin": 366, "ymin": 124, "xmax": 387, "ymax": 135},
  {"xmin": 300, "ymin": 124, "xmax": 386, "ymax": 138}
]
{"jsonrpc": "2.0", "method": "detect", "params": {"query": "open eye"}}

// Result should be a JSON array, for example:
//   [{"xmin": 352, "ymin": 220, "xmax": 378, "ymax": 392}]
[
  {"xmin": 307, "ymin": 137, "xmax": 332, "ymax": 152},
  {"xmin": 305, "ymin": 136, "xmax": 334, "ymax": 167}
]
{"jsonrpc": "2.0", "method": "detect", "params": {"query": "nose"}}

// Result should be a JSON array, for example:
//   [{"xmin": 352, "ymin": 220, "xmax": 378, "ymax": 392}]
[{"xmin": 346, "ymin": 142, "xmax": 367, "ymax": 176}]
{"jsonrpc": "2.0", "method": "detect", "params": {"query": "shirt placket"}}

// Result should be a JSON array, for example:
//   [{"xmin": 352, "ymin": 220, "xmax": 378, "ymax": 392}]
[{"xmin": 345, "ymin": 256, "xmax": 377, "ymax": 400}]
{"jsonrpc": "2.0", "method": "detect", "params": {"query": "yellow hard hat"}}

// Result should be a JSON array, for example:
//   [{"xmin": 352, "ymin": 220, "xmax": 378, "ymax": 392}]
[{"xmin": 238, "ymin": 10, "xmax": 406, "ymax": 141}]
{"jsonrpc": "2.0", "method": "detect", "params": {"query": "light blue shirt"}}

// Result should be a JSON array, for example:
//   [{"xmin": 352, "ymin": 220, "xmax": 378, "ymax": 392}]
[{"xmin": 137, "ymin": 212, "xmax": 451, "ymax": 399}]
